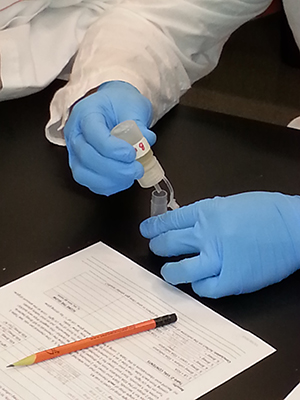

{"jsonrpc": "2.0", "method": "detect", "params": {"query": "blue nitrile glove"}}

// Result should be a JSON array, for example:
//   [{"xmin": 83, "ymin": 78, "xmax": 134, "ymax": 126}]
[
  {"xmin": 140, "ymin": 192, "xmax": 300, "ymax": 298},
  {"xmin": 64, "ymin": 81, "xmax": 156, "ymax": 195}
]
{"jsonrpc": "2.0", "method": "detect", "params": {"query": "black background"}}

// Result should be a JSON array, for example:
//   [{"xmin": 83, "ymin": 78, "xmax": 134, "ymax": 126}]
[{"xmin": 1, "ymin": 81, "xmax": 300, "ymax": 399}]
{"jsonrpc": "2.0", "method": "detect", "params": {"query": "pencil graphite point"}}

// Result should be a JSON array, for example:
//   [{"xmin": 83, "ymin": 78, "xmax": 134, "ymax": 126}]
[
  {"xmin": 6, "ymin": 364, "xmax": 14, "ymax": 368},
  {"xmin": 7, "ymin": 354, "xmax": 36, "ymax": 367}
]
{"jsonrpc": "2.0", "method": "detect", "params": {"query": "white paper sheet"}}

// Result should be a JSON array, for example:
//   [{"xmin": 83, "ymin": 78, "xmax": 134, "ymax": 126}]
[
  {"xmin": 0, "ymin": 241, "xmax": 275, "ymax": 399},
  {"xmin": 284, "ymin": 383, "xmax": 300, "ymax": 399}
]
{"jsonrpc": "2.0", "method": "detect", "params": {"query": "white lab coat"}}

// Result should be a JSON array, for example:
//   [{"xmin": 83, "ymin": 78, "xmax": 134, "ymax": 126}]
[{"xmin": 0, "ymin": 0, "xmax": 299, "ymax": 145}]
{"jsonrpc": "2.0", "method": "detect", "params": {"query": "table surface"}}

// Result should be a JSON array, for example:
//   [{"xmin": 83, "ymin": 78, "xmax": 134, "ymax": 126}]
[{"xmin": 1, "ymin": 81, "xmax": 300, "ymax": 400}]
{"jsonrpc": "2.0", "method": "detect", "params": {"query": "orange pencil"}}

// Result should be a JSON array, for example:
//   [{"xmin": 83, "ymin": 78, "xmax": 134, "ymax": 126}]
[{"xmin": 7, "ymin": 313, "xmax": 177, "ymax": 367}]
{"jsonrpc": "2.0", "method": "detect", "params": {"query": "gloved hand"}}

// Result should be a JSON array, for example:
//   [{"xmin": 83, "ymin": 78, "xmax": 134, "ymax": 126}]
[
  {"xmin": 64, "ymin": 81, "xmax": 156, "ymax": 195},
  {"xmin": 140, "ymin": 192, "xmax": 300, "ymax": 298}
]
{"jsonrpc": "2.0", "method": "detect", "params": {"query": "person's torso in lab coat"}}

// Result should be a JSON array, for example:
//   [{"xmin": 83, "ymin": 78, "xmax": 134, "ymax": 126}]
[{"xmin": 0, "ymin": 0, "xmax": 107, "ymax": 29}]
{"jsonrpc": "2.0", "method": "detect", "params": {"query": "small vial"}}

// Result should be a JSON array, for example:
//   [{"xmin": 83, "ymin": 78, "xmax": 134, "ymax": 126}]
[
  {"xmin": 111, "ymin": 120, "xmax": 165, "ymax": 188},
  {"xmin": 111, "ymin": 120, "xmax": 180, "ymax": 216},
  {"xmin": 151, "ymin": 189, "xmax": 168, "ymax": 216}
]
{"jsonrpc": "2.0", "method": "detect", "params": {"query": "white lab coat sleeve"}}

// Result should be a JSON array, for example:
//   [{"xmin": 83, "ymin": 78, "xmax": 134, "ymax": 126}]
[
  {"xmin": 282, "ymin": 0, "xmax": 300, "ymax": 129},
  {"xmin": 47, "ymin": 0, "xmax": 274, "ymax": 145},
  {"xmin": 282, "ymin": 0, "xmax": 300, "ymax": 49},
  {"xmin": 0, "ymin": 3, "xmax": 101, "ymax": 101}
]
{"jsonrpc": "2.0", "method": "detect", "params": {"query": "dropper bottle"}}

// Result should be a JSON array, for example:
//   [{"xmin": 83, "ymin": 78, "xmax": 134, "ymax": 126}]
[{"xmin": 111, "ymin": 120, "xmax": 179, "ymax": 215}]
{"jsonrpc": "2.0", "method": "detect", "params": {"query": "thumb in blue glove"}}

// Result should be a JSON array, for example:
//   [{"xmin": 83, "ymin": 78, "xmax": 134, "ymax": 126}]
[
  {"xmin": 140, "ymin": 192, "xmax": 300, "ymax": 298},
  {"xmin": 64, "ymin": 81, "xmax": 156, "ymax": 196}
]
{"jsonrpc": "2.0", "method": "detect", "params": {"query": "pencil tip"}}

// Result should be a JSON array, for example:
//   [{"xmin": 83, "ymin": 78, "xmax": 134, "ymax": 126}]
[{"xmin": 6, "ymin": 364, "xmax": 14, "ymax": 368}]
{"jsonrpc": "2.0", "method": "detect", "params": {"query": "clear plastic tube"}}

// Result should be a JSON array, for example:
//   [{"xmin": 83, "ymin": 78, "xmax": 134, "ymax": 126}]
[
  {"xmin": 151, "ymin": 189, "xmax": 168, "ymax": 216},
  {"xmin": 150, "ymin": 177, "xmax": 179, "ymax": 216},
  {"xmin": 162, "ymin": 176, "xmax": 180, "ymax": 210},
  {"xmin": 154, "ymin": 183, "xmax": 162, "ymax": 193}
]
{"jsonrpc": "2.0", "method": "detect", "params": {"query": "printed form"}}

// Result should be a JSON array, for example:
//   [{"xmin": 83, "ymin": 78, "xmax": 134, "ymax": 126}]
[
  {"xmin": 284, "ymin": 383, "xmax": 300, "ymax": 399},
  {"xmin": 0, "ymin": 242, "xmax": 274, "ymax": 400}
]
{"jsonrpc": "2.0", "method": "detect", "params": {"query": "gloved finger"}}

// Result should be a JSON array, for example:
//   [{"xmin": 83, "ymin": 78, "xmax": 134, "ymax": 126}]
[
  {"xmin": 70, "ymin": 155, "xmax": 143, "ymax": 195},
  {"xmin": 161, "ymin": 249, "xmax": 221, "ymax": 285},
  {"xmin": 191, "ymin": 277, "xmax": 233, "ymax": 299},
  {"xmin": 148, "ymin": 227, "xmax": 199, "ymax": 257},
  {"xmin": 68, "ymin": 150, "xmax": 144, "ymax": 195},
  {"xmin": 140, "ymin": 202, "xmax": 200, "ymax": 239},
  {"xmin": 80, "ymin": 114, "xmax": 136, "ymax": 163},
  {"xmin": 68, "ymin": 135, "xmax": 141, "ymax": 177}
]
